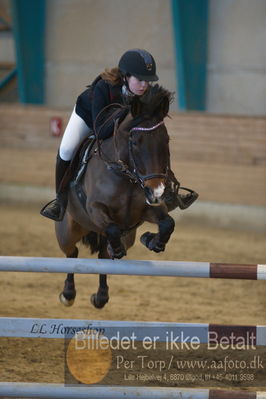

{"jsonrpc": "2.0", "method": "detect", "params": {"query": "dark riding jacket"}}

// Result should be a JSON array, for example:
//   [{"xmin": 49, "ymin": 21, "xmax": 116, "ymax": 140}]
[{"xmin": 75, "ymin": 79, "xmax": 125, "ymax": 140}]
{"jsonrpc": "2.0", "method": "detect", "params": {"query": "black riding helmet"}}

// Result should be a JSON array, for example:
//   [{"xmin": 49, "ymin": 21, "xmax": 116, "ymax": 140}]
[{"xmin": 118, "ymin": 49, "xmax": 158, "ymax": 82}]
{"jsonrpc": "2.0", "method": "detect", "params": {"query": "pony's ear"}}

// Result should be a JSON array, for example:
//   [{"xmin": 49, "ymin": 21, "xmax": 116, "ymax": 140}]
[{"xmin": 130, "ymin": 97, "xmax": 142, "ymax": 118}]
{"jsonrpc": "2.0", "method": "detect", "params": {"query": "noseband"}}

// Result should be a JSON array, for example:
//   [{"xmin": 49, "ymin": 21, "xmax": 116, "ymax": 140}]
[{"xmin": 128, "ymin": 120, "xmax": 168, "ymax": 188}]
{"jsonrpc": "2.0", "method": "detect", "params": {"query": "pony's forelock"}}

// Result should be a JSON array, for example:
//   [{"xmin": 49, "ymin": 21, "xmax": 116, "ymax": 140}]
[{"xmin": 132, "ymin": 84, "xmax": 174, "ymax": 119}]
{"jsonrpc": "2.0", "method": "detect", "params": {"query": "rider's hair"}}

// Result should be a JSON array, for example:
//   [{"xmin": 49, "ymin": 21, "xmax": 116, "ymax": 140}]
[{"xmin": 100, "ymin": 67, "xmax": 124, "ymax": 86}]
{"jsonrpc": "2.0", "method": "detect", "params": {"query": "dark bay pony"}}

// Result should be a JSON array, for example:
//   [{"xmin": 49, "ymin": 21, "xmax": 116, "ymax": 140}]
[{"xmin": 56, "ymin": 84, "xmax": 175, "ymax": 308}]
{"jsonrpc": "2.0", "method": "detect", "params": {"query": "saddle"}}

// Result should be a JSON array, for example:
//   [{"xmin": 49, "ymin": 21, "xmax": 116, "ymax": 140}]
[
  {"xmin": 59, "ymin": 135, "xmax": 96, "ymax": 195},
  {"xmin": 73, "ymin": 135, "xmax": 96, "ymax": 184},
  {"xmin": 57, "ymin": 136, "xmax": 96, "ymax": 212}
]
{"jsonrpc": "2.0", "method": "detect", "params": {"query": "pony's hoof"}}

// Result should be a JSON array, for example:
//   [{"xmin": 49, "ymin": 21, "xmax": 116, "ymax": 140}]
[
  {"xmin": 59, "ymin": 292, "xmax": 75, "ymax": 307},
  {"xmin": 140, "ymin": 232, "xmax": 165, "ymax": 252},
  {"xmin": 140, "ymin": 232, "xmax": 154, "ymax": 248},
  {"xmin": 107, "ymin": 243, "xmax": 126, "ymax": 259},
  {"xmin": 90, "ymin": 293, "xmax": 109, "ymax": 309}
]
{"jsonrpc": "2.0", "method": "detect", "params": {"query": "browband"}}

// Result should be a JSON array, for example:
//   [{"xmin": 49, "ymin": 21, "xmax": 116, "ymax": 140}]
[{"xmin": 130, "ymin": 121, "xmax": 164, "ymax": 133}]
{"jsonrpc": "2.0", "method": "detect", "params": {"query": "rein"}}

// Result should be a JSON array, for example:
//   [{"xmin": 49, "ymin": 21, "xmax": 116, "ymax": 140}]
[{"xmin": 93, "ymin": 102, "xmax": 125, "ymax": 160}]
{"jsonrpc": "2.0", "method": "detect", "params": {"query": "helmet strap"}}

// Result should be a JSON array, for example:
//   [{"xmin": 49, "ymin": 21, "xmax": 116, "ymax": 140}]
[
  {"xmin": 122, "ymin": 75, "xmax": 135, "ymax": 96},
  {"xmin": 122, "ymin": 84, "xmax": 134, "ymax": 98}
]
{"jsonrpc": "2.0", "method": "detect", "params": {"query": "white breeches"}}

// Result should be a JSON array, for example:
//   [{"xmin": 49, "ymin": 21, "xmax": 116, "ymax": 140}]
[{"xmin": 59, "ymin": 106, "xmax": 90, "ymax": 161}]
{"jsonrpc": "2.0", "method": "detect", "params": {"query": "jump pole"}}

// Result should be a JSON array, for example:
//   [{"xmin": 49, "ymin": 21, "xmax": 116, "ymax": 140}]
[
  {"xmin": 0, "ymin": 256, "xmax": 265, "ymax": 280},
  {"xmin": 0, "ymin": 383, "xmax": 264, "ymax": 399},
  {"xmin": 0, "ymin": 317, "xmax": 266, "ymax": 345}
]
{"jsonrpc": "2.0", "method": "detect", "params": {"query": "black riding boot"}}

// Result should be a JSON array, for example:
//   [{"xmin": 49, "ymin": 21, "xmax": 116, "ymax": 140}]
[
  {"xmin": 40, "ymin": 154, "xmax": 70, "ymax": 221},
  {"xmin": 164, "ymin": 170, "xmax": 199, "ymax": 212}
]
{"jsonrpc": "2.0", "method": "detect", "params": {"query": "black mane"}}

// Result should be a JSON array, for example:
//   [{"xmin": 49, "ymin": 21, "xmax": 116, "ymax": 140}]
[{"xmin": 130, "ymin": 84, "xmax": 174, "ymax": 120}]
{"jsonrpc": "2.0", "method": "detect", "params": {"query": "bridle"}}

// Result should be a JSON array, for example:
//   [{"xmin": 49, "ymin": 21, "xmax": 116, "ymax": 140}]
[
  {"xmin": 94, "ymin": 104, "xmax": 169, "ymax": 188},
  {"xmin": 128, "ymin": 121, "xmax": 168, "ymax": 188}
]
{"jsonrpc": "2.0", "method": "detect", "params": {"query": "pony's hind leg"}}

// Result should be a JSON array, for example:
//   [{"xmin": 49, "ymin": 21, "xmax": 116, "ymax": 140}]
[
  {"xmin": 90, "ymin": 236, "xmax": 109, "ymax": 309},
  {"xmin": 59, "ymin": 246, "xmax": 78, "ymax": 307},
  {"xmin": 55, "ymin": 216, "xmax": 85, "ymax": 307}
]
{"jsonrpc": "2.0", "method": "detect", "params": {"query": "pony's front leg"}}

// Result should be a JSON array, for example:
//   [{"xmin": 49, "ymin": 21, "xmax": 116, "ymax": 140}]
[
  {"xmin": 141, "ymin": 208, "xmax": 175, "ymax": 253},
  {"xmin": 105, "ymin": 223, "xmax": 126, "ymax": 259},
  {"xmin": 92, "ymin": 203, "xmax": 126, "ymax": 259}
]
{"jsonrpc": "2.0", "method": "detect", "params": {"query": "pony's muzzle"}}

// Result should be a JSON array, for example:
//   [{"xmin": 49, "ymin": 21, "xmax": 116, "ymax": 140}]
[{"xmin": 144, "ymin": 180, "xmax": 165, "ymax": 206}]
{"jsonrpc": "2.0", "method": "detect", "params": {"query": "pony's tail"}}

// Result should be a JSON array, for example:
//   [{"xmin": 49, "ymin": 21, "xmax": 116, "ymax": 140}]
[{"xmin": 82, "ymin": 232, "xmax": 101, "ymax": 254}]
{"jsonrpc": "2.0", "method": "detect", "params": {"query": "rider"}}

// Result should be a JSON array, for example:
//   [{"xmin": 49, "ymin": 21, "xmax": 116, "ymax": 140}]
[{"xmin": 40, "ymin": 48, "xmax": 198, "ymax": 222}]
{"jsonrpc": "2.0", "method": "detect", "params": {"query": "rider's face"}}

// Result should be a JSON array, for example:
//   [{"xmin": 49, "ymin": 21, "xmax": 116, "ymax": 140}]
[{"xmin": 127, "ymin": 76, "xmax": 149, "ymax": 96}]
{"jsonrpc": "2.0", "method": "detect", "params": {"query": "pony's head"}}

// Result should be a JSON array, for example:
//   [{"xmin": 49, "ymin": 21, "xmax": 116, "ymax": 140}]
[{"xmin": 119, "ymin": 85, "xmax": 173, "ymax": 206}]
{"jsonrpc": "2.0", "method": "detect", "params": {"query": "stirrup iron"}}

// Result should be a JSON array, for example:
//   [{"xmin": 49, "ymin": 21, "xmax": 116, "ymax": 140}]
[{"xmin": 177, "ymin": 186, "xmax": 199, "ymax": 210}]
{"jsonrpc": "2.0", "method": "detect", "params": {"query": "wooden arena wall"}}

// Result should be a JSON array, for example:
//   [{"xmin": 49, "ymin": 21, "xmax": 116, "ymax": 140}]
[{"xmin": 0, "ymin": 104, "xmax": 265, "ymax": 207}]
